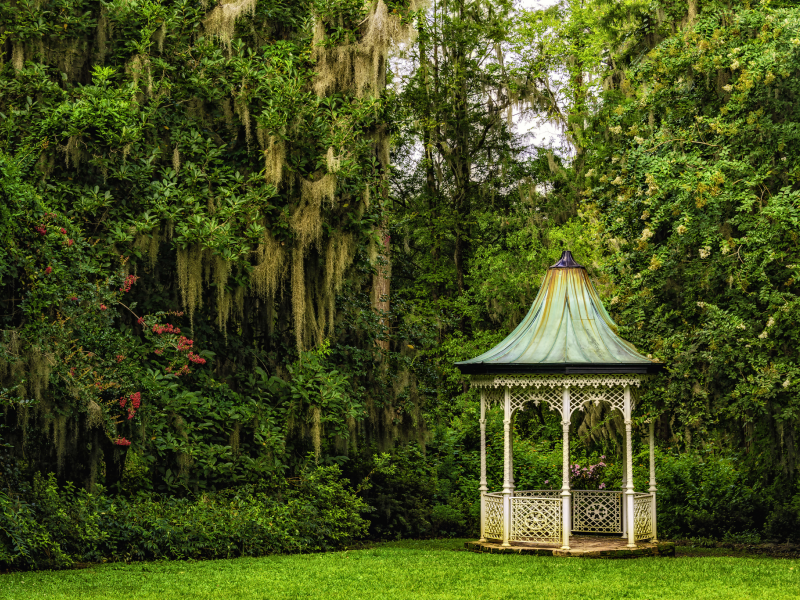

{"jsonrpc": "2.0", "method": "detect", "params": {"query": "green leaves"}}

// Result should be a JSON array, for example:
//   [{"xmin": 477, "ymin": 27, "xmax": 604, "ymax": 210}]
[{"xmin": 582, "ymin": 3, "xmax": 800, "ymax": 486}]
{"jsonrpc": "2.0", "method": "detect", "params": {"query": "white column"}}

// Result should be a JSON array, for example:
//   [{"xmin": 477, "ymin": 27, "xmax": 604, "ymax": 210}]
[
  {"xmin": 624, "ymin": 385, "xmax": 636, "ymax": 548},
  {"xmin": 509, "ymin": 419, "xmax": 514, "ymax": 489},
  {"xmin": 501, "ymin": 387, "xmax": 513, "ymax": 547},
  {"xmin": 561, "ymin": 386, "xmax": 571, "ymax": 550},
  {"xmin": 620, "ymin": 426, "xmax": 627, "ymax": 538},
  {"xmin": 479, "ymin": 390, "xmax": 487, "ymax": 543},
  {"xmin": 649, "ymin": 419, "xmax": 658, "ymax": 543}
]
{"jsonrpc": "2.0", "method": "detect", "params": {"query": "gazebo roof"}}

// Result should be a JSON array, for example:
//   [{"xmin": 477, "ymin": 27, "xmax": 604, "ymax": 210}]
[{"xmin": 455, "ymin": 251, "xmax": 664, "ymax": 375}]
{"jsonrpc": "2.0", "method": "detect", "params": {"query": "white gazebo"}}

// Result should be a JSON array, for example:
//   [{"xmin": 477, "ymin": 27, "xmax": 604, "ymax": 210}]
[{"xmin": 456, "ymin": 251, "xmax": 665, "ymax": 551}]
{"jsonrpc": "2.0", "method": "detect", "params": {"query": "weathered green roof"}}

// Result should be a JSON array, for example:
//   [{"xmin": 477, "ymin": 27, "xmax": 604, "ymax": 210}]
[{"xmin": 455, "ymin": 251, "xmax": 663, "ymax": 375}]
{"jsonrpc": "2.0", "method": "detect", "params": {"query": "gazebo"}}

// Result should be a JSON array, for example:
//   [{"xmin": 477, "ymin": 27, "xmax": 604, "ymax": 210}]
[{"xmin": 456, "ymin": 251, "xmax": 666, "ymax": 554}]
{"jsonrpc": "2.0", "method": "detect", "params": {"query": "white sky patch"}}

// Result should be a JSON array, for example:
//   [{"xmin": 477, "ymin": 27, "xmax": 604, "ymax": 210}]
[
  {"xmin": 514, "ymin": 0, "xmax": 568, "ymax": 154},
  {"xmin": 389, "ymin": 0, "xmax": 569, "ymax": 171}
]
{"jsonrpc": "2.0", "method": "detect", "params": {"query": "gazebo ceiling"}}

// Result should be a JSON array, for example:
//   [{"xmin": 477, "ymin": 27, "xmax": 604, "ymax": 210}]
[{"xmin": 455, "ymin": 251, "xmax": 665, "ymax": 375}]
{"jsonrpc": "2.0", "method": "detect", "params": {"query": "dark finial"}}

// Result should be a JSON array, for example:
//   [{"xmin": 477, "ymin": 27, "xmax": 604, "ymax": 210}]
[{"xmin": 550, "ymin": 250, "xmax": 584, "ymax": 269}]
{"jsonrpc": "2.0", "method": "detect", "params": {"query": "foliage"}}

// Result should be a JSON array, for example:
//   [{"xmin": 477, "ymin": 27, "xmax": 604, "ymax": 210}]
[
  {"xmin": 581, "ymin": 1, "xmax": 800, "ymax": 521},
  {"xmin": 656, "ymin": 449, "xmax": 762, "ymax": 539},
  {"xmin": 0, "ymin": 465, "xmax": 367, "ymax": 569},
  {"xmin": 0, "ymin": 149, "xmax": 209, "ymax": 487},
  {"xmin": 126, "ymin": 343, "xmax": 361, "ymax": 494},
  {"xmin": 4, "ymin": 0, "xmax": 800, "ymax": 565}
]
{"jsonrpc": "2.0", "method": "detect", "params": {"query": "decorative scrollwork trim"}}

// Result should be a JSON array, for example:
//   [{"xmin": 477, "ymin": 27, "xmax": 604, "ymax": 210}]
[{"xmin": 470, "ymin": 374, "xmax": 648, "ymax": 389}]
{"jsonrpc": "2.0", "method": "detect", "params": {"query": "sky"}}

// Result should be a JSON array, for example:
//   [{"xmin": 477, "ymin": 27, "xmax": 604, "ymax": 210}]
[
  {"xmin": 514, "ymin": 0, "xmax": 566, "ymax": 152},
  {"xmin": 389, "ymin": 0, "xmax": 569, "ymax": 163}
]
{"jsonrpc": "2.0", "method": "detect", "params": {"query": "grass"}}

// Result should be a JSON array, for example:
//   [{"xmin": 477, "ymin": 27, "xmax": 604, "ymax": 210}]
[{"xmin": 1, "ymin": 539, "xmax": 798, "ymax": 600}]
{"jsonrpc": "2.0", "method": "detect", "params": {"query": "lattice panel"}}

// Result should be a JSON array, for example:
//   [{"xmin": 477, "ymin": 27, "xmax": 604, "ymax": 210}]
[
  {"xmin": 509, "ymin": 386, "xmax": 563, "ymax": 415},
  {"xmin": 470, "ymin": 374, "xmax": 647, "ymax": 390},
  {"xmin": 634, "ymin": 494, "xmax": 654, "ymax": 541},
  {"xmin": 570, "ymin": 385, "xmax": 627, "ymax": 417},
  {"xmin": 482, "ymin": 387, "xmax": 504, "ymax": 410},
  {"xmin": 513, "ymin": 490, "xmax": 560, "ymax": 499},
  {"xmin": 510, "ymin": 497, "xmax": 562, "ymax": 544},
  {"xmin": 572, "ymin": 490, "xmax": 622, "ymax": 533},
  {"xmin": 483, "ymin": 494, "xmax": 504, "ymax": 541}
]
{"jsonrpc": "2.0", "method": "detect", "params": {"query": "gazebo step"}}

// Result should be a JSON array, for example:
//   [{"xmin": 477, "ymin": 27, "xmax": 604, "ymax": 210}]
[{"xmin": 464, "ymin": 538, "xmax": 676, "ymax": 558}]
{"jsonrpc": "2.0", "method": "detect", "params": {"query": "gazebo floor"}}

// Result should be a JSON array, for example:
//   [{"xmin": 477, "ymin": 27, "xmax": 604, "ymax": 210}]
[{"xmin": 465, "ymin": 536, "xmax": 676, "ymax": 558}]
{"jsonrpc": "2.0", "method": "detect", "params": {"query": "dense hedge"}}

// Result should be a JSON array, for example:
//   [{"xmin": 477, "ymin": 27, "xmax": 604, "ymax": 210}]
[{"xmin": 0, "ymin": 464, "xmax": 368, "ymax": 570}]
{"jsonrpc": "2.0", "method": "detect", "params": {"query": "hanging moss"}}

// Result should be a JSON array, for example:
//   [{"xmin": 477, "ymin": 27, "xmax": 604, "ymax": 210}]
[
  {"xmin": 203, "ymin": 0, "xmax": 258, "ymax": 53},
  {"xmin": 261, "ymin": 133, "xmax": 286, "ymax": 185},
  {"xmin": 291, "ymin": 249, "xmax": 306, "ymax": 351},
  {"xmin": 176, "ymin": 245, "xmax": 206, "ymax": 323},
  {"xmin": 251, "ymin": 231, "xmax": 286, "ymax": 301}
]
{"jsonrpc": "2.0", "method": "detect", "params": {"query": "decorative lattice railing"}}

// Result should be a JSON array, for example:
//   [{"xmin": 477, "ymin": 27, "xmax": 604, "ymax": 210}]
[
  {"xmin": 483, "ymin": 493, "xmax": 504, "ymax": 541},
  {"xmin": 483, "ymin": 489, "xmax": 654, "ymax": 544},
  {"xmin": 513, "ymin": 490, "xmax": 561, "ymax": 499},
  {"xmin": 510, "ymin": 496, "xmax": 562, "ymax": 543},
  {"xmin": 633, "ymin": 493, "xmax": 655, "ymax": 541},
  {"xmin": 572, "ymin": 490, "xmax": 623, "ymax": 534}
]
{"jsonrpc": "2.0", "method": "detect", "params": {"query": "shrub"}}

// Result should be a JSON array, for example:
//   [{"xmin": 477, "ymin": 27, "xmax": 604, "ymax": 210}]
[
  {"xmin": 763, "ymin": 491, "xmax": 800, "ymax": 544},
  {"xmin": 656, "ymin": 450, "xmax": 762, "ymax": 539},
  {"xmin": 357, "ymin": 444, "xmax": 436, "ymax": 540},
  {"xmin": 0, "ymin": 465, "xmax": 367, "ymax": 569}
]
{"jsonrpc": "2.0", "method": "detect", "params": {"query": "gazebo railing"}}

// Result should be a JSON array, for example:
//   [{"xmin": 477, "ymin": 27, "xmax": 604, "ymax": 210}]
[
  {"xmin": 633, "ymin": 493, "xmax": 655, "ymax": 541},
  {"xmin": 483, "ymin": 493, "xmax": 505, "ymax": 540},
  {"xmin": 513, "ymin": 490, "xmax": 561, "ymax": 499},
  {"xmin": 572, "ymin": 490, "xmax": 623, "ymax": 534},
  {"xmin": 510, "ymin": 496, "xmax": 562, "ymax": 543},
  {"xmin": 482, "ymin": 489, "xmax": 655, "ymax": 543}
]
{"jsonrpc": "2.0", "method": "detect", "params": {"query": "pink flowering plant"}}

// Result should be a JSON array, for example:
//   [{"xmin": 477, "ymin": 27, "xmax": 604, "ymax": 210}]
[
  {"xmin": 137, "ymin": 311, "xmax": 210, "ymax": 377},
  {"xmin": 569, "ymin": 456, "xmax": 610, "ymax": 490},
  {"xmin": 0, "ymin": 152, "xmax": 208, "ymax": 482}
]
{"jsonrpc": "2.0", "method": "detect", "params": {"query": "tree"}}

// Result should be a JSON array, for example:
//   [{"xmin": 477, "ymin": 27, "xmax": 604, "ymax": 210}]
[{"xmin": 583, "ymin": 1, "xmax": 800, "ymax": 506}]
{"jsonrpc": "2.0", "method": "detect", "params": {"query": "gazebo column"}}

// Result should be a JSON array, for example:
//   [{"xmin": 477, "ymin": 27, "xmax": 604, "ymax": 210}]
[
  {"xmin": 479, "ymin": 390, "xmax": 488, "ymax": 543},
  {"xmin": 501, "ymin": 387, "xmax": 514, "ymax": 547},
  {"xmin": 624, "ymin": 385, "xmax": 636, "ymax": 548},
  {"xmin": 560, "ymin": 386, "xmax": 571, "ymax": 550},
  {"xmin": 620, "ymin": 428, "xmax": 627, "ymax": 538},
  {"xmin": 649, "ymin": 419, "xmax": 658, "ymax": 543}
]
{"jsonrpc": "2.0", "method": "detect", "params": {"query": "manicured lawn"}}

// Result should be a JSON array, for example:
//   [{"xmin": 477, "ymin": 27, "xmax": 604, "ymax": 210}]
[{"xmin": 1, "ymin": 539, "xmax": 798, "ymax": 600}]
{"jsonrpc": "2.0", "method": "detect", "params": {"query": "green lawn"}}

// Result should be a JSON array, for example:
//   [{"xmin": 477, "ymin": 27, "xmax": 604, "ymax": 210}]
[{"xmin": 1, "ymin": 539, "xmax": 798, "ymax": 600}]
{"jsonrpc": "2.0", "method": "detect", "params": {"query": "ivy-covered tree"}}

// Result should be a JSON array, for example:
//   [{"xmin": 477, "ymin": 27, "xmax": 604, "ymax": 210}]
[
  {"xmin": 583, "ymin": 0, "xmax": 800, "ymax": 531},
  {"xmin": 0, "ymin": 0, "xmax": 421, "ymax": 489}
]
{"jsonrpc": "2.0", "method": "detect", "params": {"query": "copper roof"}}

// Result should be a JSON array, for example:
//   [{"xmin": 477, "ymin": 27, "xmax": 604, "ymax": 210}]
[{"xmin": 455, "ymin": 251, "xmax": 663, "ymax": 375}]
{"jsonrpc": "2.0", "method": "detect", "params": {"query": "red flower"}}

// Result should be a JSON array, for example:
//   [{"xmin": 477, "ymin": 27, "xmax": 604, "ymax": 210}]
[
  {"xmin": 120, "ymin": 274, "xmax": 139, "ymax": 293},
  {"xmin": 187, "ymin": 352, "xmax": 206, "ymax": 365},
  {"xmin": 35, "ymin": 226, "xmax": 46, "ymax": 235},
  {"xmin": 130, "ymin": 392, "xmax": 141, "ymax": 409},
  {"xmin": 69, "ymin": 296, "xmax": 78, "ymax": 301},
  {"xmin": 66, "ymin": 239, "xmax": 74, "ymax": 246},
  {"xmin": 114, "ymin": 437, "xmax": 131, "ymax": 447},
  {"xmin": 60, "ymin": 228, "xmax": 67, "ymax": 234},
  {"xmin": 44, "ymin": 266, "xmax": 52, "ymax": 274},
  {"xmin": 119, "ymin": 395, "xmax": 127, "ymax": 408},
  {"xmin": 100, "ymin": 304, "xmax": 107, "ymax": 310},
  {"xmin": 116, "ymin": 355, "xmax": 125, "ymax": 363}
]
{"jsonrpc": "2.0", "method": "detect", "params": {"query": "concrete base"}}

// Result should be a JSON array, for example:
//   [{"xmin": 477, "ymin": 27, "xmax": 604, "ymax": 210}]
[{"xmin": 465, "ymin": 536, "xmax": 675, "ymax": 558}]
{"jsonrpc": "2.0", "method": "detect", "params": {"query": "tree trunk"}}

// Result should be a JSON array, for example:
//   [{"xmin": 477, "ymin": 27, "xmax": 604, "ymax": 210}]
[{"xmin": 372, "ymin": 222, "xmax": 391, "ymax": 352}]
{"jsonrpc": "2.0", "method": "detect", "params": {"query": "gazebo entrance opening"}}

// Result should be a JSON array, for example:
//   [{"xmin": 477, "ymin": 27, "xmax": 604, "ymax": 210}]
[{"xmin": 455, "ymin": 251, "xmax": 665, "ymax": 551}]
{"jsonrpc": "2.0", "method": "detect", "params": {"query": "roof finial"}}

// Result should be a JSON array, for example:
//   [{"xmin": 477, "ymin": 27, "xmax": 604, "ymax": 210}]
[{"xmin": 550, "ymin": 250, "xmax": 584, "ymax": 269}]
